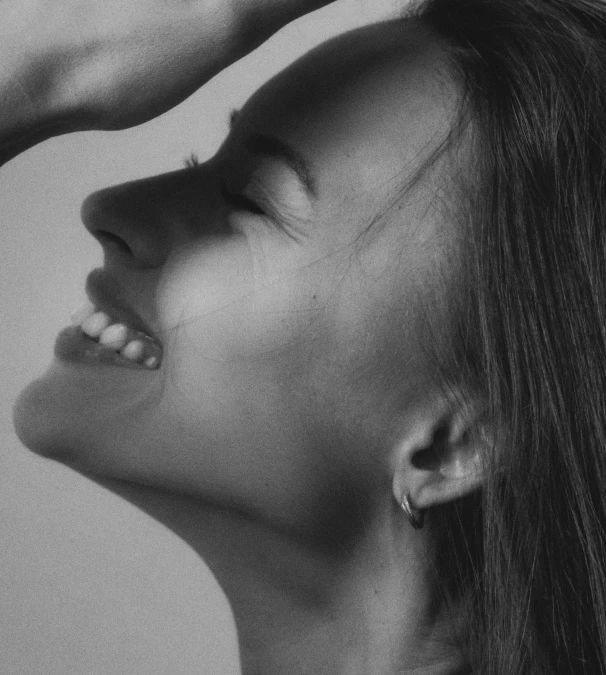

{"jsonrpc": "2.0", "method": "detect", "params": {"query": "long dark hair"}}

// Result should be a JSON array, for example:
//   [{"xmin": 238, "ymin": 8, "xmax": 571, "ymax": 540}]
[{"xmin": 415, "ymin": 1, "xmax": 606, "ymax": 672}]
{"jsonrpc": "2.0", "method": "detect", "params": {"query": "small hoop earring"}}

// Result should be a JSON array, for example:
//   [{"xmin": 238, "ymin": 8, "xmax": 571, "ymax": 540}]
[{"xmin": 400, "ymin": 494, "xmax": 425, "ymax": 529}]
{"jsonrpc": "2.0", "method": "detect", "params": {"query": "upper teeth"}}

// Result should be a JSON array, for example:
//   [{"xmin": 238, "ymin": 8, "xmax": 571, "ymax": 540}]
[{"xmin": 71, "ymin": 301, "xmax": 161, "ymax": 368}]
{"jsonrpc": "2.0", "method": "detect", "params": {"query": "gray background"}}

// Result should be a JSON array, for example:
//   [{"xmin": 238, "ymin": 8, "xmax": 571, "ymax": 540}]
[{"xmin": 0, "ymin": 2, "xmax": 398, "ymax": 672}]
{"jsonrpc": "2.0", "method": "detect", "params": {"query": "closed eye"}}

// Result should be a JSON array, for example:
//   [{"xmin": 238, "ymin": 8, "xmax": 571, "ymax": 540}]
[
  {"xmin": 182, "ymin": 152, "xmax": 266, "ymax": 216},
  {"xmin": 220, "ymin": 184, "xmax": 265, "ymax": 216}
]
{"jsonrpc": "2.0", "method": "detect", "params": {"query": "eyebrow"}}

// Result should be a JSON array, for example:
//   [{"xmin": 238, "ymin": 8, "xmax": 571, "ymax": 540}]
[{"xmin": 229, "ymin": 110, "xmax": 317, "ymax": 198}]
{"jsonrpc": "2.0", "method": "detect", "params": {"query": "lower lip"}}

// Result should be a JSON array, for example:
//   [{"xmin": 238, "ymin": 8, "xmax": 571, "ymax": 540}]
[{"xmin": 55, "ymin": 326, "xmax": 158, "ymax": 370}]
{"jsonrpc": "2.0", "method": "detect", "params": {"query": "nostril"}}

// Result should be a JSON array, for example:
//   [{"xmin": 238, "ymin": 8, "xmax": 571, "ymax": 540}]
[
  {"xmin": 81, "ymin": 184, "xmax": 170, "ymax": 269},
  {"xmin": 95, "ymin": 230, "xmax": 133, "ymax": 256}
]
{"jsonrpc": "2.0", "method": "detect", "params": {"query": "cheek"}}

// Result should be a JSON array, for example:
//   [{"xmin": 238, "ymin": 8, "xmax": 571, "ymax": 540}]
[
  {"xmin": 119, "ymin": 239, "xmax": 356, "ymax": 522},
  {"xmin": 156, "ymin": 235, "xmax": 334, "ymax": 371}
]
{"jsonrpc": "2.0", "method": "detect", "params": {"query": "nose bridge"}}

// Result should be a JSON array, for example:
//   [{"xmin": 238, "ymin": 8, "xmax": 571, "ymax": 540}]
[{"xmin": 81, "ymin": 167, "xmax": 217, "ymax": 269}]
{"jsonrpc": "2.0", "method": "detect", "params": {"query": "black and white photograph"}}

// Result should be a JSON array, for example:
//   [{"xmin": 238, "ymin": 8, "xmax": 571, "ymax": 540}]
[{"xmin": 2, "ymin": 1, "xmax": 605, "ymax": 673}]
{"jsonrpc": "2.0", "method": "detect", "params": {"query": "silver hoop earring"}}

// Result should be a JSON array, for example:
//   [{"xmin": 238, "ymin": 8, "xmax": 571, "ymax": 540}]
[{"xmin": 400, "ymin": 494, "xmax": 424, "ymax": 530}]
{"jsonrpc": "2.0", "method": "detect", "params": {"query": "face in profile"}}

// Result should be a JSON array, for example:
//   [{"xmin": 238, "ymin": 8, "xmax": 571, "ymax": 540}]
[{"xmin": 14, "ymin": 20, "xmax": 461, "ymax": 536}]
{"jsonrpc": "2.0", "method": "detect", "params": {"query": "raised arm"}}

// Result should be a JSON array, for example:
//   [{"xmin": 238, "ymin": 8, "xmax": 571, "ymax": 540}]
[{"xmin": 0, "ymin": 0, "xmax": 334, "ymax": 166}]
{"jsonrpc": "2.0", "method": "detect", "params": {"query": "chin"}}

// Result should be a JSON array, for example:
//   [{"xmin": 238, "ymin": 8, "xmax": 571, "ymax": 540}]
[
  {"xmin": 12, "ymin": 357, "xmax": 155, "ymax": 465},
  {"xmin": 13, "ymin": 368, "xmax": 82, "ymax": 463}
]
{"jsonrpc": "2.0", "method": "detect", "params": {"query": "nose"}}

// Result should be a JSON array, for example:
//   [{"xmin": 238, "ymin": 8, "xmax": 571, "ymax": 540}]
[{"xmin": 81, "ymin": 166, "xmax": 219, "ymax": 269}]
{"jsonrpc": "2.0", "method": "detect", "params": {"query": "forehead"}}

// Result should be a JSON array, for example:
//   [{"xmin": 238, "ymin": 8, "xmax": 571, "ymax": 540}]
[{"xmin": 236, "ymin": 20, "xmax": 460, "ymax": 207}]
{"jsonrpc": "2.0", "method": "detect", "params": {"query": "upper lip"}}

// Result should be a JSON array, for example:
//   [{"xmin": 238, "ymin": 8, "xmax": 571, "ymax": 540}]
[{"xmin": 85, "ymin": 268, "xmax": 161, "ymax": 344}]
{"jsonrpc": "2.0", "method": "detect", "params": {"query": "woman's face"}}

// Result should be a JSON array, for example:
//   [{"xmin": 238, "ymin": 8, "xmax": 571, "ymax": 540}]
[{"xmin": 15, "ymin": 21, "xmax": 459, "ymax": 535}]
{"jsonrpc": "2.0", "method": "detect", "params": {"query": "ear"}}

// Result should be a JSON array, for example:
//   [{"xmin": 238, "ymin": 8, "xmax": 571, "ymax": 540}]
[{"xmin": 392, "ymin": 398, "xmax": 491, "ymax": 511}]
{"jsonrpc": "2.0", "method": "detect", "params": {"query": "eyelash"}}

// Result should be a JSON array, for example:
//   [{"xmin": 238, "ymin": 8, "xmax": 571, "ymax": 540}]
[
  {"xmin": 220, "ymin": 184, "xmax": 265, "ymax": 216},
  {"xmin": 184, "ymin": 152, "xmax": 199, "ymax": 168},
  {"xmin": 183, "ymin": 151, "xmax": 265, "ymax": 216}
]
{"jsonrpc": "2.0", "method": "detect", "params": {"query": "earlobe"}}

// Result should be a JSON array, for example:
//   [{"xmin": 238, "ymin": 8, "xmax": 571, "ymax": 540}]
[{"xmin": 392, "ymin": 401, "xmax": 490, "ymax": 513}]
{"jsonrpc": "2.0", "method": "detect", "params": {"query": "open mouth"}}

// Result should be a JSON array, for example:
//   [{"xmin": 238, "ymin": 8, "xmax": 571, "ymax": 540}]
[
  {"xmin": 70, "ymin": 301, "xmax": 162, "ymax": 369},
  {"xmin": 54, "ymin": 268, "xmax": 164, "ymax": 370}
]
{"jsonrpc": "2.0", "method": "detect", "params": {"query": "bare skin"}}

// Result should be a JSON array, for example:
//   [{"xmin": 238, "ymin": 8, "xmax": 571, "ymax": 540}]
[
  {"xmin": 0, "ymin": 0, "xmax": 335, "ymax": 163},
  {"xmin": 7, "ymin": 2, "xmax": 485, "ymax": 674}
]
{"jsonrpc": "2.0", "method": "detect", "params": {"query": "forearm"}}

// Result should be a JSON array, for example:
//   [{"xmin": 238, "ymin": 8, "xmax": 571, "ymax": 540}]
[
  {"xmin": 0, "ymin": 0, "xmax": 335, "ymax": 166},
  {"xmin": 0, "ymin": 2, "xmax": 101, "ymax": 165},
  {"xmin": 0, "ymin": 42, "xmax": 72, "ymax": 165}
]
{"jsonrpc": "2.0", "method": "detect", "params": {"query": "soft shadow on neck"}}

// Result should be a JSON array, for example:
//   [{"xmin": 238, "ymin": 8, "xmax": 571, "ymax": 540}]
[{"xmin": 89, "ymin": 475, "xmax": 469, "ymax": 675}]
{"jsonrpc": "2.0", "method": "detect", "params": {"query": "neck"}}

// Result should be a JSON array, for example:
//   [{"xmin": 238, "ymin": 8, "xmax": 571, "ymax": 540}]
[{"xmin": 93, "ymin": 477, "xmax": 467, "ymax": 675}]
